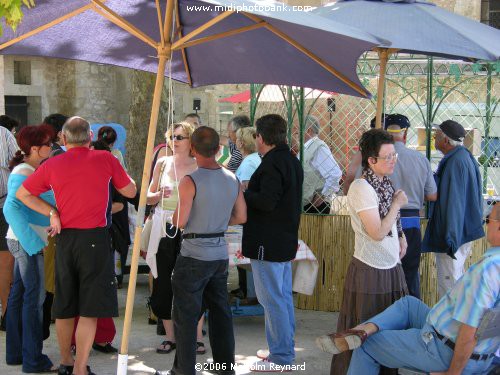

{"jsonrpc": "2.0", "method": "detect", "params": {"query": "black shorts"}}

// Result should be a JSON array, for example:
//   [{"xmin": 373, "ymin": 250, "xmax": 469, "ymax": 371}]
[{"xmin": 53, "ymin": 228, "xmax": 118, "ymax": 319}]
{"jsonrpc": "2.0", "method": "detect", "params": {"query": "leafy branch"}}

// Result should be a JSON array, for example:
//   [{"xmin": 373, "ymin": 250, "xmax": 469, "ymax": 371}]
[{"xmin": 0, "ymin": 0, "xmax": 34, "ymax": 35}]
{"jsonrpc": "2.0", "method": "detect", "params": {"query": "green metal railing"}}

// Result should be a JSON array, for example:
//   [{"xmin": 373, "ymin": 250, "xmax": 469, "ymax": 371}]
[{"xmin": 235, "ymin": 54, "xmax": 499, "ymax": 214}]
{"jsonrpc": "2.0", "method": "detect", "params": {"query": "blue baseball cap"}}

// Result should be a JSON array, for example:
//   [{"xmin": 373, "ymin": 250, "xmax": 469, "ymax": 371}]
[{"xmin": 370, "ymin": 114, "xmax": 410, "ymax": 131}]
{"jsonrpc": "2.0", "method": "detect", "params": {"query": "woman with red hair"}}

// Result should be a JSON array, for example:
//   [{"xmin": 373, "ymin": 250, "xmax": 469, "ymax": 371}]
[{"xmin": 3, "ymin": 124, "xmax": 58, "ymax": 372}]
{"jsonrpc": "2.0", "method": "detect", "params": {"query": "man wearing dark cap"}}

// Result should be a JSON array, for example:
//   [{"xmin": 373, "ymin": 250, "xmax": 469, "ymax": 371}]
[
  {"xmin": 385, "ymin": 114, "xmax": 437, "ymax": 299},
  {"xmin": 423, "ymin": 120, "xmax": 484, "ymax": 298}
]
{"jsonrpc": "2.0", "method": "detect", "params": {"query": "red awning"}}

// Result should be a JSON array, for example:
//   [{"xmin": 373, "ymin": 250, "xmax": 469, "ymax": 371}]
[{"xmin": 219, "ymin": 90, "xmax": 251, "ymax": 103}]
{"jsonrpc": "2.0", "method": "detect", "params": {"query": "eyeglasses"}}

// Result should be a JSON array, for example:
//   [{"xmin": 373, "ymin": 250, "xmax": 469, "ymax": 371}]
[
  {"xmin": 169, "ymin": 135, "xmax": 188, "ymax": 141},
  {"xmin": 485, "ymin": 217, "xmax": 500, "ymax": 224},
  {"xmin": 373, "ymin": 153, "xmax": 398, "ymax": 162},
  {"xmin": 40, "ymin": 141, "xmax": 53, "ymax": 148}
]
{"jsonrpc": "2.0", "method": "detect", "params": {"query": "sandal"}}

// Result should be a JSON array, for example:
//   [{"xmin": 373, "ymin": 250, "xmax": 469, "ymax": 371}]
[
  {"xmin": 36, "ymin": 365, "xmax": 59, "ymax": 373},
  {"xmin": 196, "ymin": 341, "xmax": 206, "ymax": 355},
  {"xmin": 316, "ymin": 329, "xmax": 368, "ymax": 354},
  {"xmin": 156, "ymin": 340, "xmax": 176, "ymax": 354}
]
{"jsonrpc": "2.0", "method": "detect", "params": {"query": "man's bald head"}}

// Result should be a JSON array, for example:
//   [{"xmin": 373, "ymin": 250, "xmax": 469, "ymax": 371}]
[{"xmin": 62, "ymin": 116, "xmax": 91, "ymax": 145}]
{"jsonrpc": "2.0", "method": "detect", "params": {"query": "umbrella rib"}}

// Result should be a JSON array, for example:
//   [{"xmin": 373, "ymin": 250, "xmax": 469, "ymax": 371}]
[
  {"xmin": 0, "ymin": 4, "xmax": 94, "ymax": 51},
  {"xmin": 91, "ymin": 0, "xmax": 158, "ymax": 50},
  {"xmin": 171, "ymin": 11, "xmax": 233, "ymax": 50},
  {"xmin": 156, "ymin": 0, "xmax": 165, "ymax": 47},
  {"xmin": 164, "ymin": 0, "xmax": 176, "ymax": 44},
  {"xmin": 172, "ymin": 22, "xmax": 266, "ymax": 50},
  {"xmin": 242, "ymin": 13, "xmax": 369, "ymax": 98},
  {"xmin": 175, "ymin": 0, "xmax": 192, "ymax": 86}
]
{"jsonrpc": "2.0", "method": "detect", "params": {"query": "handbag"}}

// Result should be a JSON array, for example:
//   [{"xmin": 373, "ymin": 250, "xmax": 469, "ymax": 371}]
[{"xmin": 140, "ymin": 159, "xmax": 166, "ymax": 252}]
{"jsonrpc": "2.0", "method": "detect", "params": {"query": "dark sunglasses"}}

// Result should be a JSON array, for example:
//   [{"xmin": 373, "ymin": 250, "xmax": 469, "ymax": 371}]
[
  {"xmin": 169, "ymin": 135, "xmax": 188, "ymax": 141},
  {"xmin": 485, "ymin": 217, "xmax": 500, "ymax": 224},
  {"xmin": 40, "ymin": 141, "xmax": 52, "ymax": 147},
  {"xmin": 484, "ymin": 201, "xmax": 498, "ymax": 224}
]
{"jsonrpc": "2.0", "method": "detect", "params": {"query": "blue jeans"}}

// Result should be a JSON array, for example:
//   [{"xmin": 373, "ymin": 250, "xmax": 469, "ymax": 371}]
[
  {"xmin": 251, "ymin": 259, "xmax": 295, "ymax": 365},
  {"xmin": 171, "ymin": 256, "xmax": 235, "ymax": 375},
  {"xmin": 6, "ymin": 239, "xmax": 52, "ymax": 372},
  {"xmin": 348, "ymin": 296, "xmax": 495, "ymax": 375}
]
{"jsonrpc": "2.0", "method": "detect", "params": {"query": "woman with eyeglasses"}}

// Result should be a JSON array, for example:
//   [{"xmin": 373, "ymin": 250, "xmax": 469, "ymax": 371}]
[
  {"xmin": 318, "ymin": 129, "xmax": 409, "ymax": 375},
  {"xmin": 3, "ymin": 124, "xmax": 57, "ymax": 372},
  {"xmin": 146, "ymin": 122, "xmax": 203, "ymax": 355}
]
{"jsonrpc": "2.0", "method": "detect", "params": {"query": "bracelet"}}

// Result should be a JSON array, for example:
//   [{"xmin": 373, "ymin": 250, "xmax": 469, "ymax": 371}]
[{"xmin": 49, "ymin": 208, "xmax": 58, "ymax": 218}]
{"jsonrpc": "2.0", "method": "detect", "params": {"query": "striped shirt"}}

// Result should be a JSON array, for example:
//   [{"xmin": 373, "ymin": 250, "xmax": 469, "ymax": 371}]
[
  {"xmin": 0, "ymin": 127, "xmax": 18, "ymax": 207},
  {"xmin": 227, "ymin": 140, "xmax": 243, "ymax": 173},
  {"xmin": 427, "ymin": 246, "xmax": 500, "ymax": 354}
]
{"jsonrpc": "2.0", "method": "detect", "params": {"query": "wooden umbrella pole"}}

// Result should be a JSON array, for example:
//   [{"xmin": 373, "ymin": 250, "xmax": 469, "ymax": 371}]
[
  {"xmin": 116, "ymin": 47, "xmax": 169, "ymax": 375},
  {"xmin": 375, "ymin": 48, "xmax": 388, "ymax": 129}
]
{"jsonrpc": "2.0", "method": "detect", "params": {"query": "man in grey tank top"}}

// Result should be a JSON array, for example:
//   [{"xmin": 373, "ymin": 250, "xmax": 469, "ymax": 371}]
[{"xmin": 155, "ymin": 127, "xmax": 246, "ymax": 375}]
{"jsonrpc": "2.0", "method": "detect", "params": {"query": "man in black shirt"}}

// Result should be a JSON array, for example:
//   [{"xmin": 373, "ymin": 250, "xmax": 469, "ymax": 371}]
[{"xmin": 243, "ymin": 114, "xmax": 303, "ymax": 372}]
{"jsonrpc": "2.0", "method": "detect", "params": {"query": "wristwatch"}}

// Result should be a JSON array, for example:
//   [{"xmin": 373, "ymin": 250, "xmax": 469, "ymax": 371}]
[{"xmin": 49, "ymin": 208, "xmax": 58, "ymax": 218}]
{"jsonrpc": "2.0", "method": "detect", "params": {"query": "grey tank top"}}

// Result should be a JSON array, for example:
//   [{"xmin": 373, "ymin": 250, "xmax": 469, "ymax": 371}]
[{"xmin": 181, "ymin": 167, "xmax": 239, "ymax": 261}]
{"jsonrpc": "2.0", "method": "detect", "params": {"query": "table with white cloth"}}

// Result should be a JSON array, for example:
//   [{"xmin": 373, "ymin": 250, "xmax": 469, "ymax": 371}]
[{"xmin": 225, "ymin": 226, "xmax": 319, "ymax": 306}]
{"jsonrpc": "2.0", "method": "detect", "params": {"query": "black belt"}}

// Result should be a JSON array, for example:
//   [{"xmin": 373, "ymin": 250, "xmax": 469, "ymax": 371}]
[
  {"xmin": 432, "ymin": 327, "xmax": 494, "ymax": 361},
  {"xmin": 400, "ymin": 209, "xmax": 420, "ymax": 217},
  {"xmin": 182, "ymin": 232, "xmax": 225, "ymax": 239}
]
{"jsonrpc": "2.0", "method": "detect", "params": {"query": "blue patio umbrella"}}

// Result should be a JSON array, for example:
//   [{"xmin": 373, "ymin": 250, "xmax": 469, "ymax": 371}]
[
  {"xmin": 313, "ymin": 0, "xmax": 500, "ymax": 127},
  {"xmin": 0, "ymin": 1, "xmax": 385, "ymax": 372}
]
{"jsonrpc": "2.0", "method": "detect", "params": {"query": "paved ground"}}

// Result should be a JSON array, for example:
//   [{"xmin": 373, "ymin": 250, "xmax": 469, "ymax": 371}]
[{"xmin": 0, "ymin": 268, "xmax": 338, "ymax": 375}]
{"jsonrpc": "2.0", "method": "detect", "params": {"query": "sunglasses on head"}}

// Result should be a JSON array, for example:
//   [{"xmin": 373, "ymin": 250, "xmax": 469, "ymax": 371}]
[{"xmin": 169, "ymin": 135, "xmax": 188, "ymax": 141}]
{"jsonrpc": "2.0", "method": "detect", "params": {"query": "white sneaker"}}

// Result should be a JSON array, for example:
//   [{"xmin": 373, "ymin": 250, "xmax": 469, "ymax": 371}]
[
  {"xmin": 256, "ymin": 349, "xmax": 269, "ymax": 359},
  {"xmin": 250, "ymin": 358, "xmax": 292, "ymax": 372}
]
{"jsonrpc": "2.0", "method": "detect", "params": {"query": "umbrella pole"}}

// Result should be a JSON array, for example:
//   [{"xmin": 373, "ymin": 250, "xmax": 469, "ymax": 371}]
[
  {"xmin": 375, "ymin": 48, "xmax": 389, "ymax": 129},
  {"xmin": 117, "ymin": 49, "xmax": 169, "ymax": 375}
]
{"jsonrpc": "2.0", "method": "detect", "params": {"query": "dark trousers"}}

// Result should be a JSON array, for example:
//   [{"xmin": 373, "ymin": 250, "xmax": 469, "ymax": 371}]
[
  {"xmin": 237, "ymin": 267, "xmax": 247, "ymax": 296},
  {"xmin": 400, "ymin": 210, "xmax": 422, "ymax": 299},
  {"xmin": 171, "ymin": 256, "xmax": 235, "ymax": 375}
]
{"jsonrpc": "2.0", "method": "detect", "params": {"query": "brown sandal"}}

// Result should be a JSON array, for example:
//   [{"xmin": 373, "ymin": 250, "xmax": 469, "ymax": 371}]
[{"xmin": 316, "ymin": 329, "xmax": 367, "ymax": 354}]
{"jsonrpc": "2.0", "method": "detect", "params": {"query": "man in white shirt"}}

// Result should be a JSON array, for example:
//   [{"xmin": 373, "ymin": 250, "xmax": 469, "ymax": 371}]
[
  {"xmin": 0, "ymin": 123, "xmax": 19, "ymax": 330},
  {"xmin": 302, "ymin": 115, "xmax": 342, "ymax": 214}
]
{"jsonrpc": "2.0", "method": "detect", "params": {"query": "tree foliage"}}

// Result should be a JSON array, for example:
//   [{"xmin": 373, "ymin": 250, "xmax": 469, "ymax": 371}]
[{"xmin": 0, "ymin": 0, "xmax": 34, "ymax": 35}]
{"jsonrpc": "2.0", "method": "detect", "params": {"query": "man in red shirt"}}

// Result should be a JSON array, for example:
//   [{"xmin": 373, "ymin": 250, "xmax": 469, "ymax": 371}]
[{"xmin": 16, "ymin": 116, "xmax": 136, "ymax": 375}]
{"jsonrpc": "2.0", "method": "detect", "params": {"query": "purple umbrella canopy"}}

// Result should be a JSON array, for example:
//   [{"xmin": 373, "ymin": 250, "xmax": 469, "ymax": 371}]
[
  {"xmin": 0, "ymin": 0, "xmax": 388, "ymax": 97},
  {"xmin": 313, "ymin": 0, "xmax": 500, "ymax": 61}
]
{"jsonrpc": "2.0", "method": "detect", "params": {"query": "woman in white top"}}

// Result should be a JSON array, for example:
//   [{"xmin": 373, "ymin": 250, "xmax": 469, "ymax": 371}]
[
  {"xmin": 146, "ymin": 122, "xmax": 200, "ymax": 354},
  {"xmin": 321, "ymin": 129, "xmax": 409, "ymax": 375},
  {"xmin": 234, "ymin": 127, "xmax": 261, "ymax": 191},
  {"xmin": 231, "ymin": 127, "xmax": 261, "ymax": 299}
]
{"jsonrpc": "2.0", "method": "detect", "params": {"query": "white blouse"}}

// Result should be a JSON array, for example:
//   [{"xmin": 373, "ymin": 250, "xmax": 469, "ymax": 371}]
[{"xmin": 347, "ymin": 179, "xmax": 400, "ymax": 269}]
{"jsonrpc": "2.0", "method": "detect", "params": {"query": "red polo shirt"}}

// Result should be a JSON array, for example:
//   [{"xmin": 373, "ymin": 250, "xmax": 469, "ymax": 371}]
[{"xmin": 23, "ymin": 147, "xmax": 131, "ymax": 229}]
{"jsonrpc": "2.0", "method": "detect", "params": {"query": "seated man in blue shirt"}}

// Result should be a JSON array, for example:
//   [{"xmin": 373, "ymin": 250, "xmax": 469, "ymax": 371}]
[{"xmin": 318, "ymin": 202, "xmax": 499, "ymax": 374}]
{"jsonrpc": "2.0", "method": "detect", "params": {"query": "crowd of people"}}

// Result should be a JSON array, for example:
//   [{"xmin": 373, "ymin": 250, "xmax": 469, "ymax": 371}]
[{"xmin": 0, "ymin": 110, "xmax": 498, "ymax": 375}]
